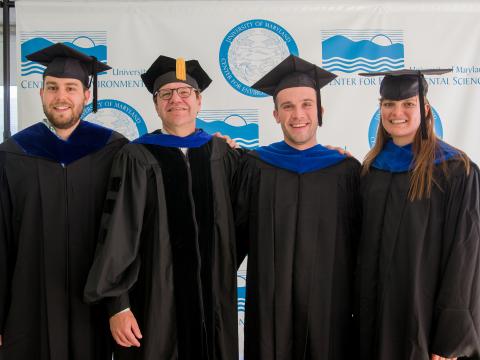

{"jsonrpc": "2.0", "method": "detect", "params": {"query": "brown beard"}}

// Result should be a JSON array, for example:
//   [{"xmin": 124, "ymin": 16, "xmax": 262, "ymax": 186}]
[{"xmin": 42, "ymin": 103, "xmax": 84, "ymax": 130}]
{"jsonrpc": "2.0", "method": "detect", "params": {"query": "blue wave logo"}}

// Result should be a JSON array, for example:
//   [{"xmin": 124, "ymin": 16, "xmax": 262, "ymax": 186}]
[
  {"xmin": 237, "ymin": 272, "xmax": 246, "ymax": 313},
  {"xmin": 237, "ymin": 286, "xmax": 246, "ymax": 312},
  {"xmin": 20, "ymin": 32, "xmax": 107, "ymax": 76},
  {"xmin": 322, "ymin": 30, "xmax": 404, "ymax": 73},
  {"xmin": 367, "ymin": 107, "xmax": 444, "ymax": 147},
  {"xmin": 198, "ymin": 109, "xmax": 259, "ymax": 149},
  {"xmin": 237, "ymin": 270, "xmax": 246, "ymax": 359}
]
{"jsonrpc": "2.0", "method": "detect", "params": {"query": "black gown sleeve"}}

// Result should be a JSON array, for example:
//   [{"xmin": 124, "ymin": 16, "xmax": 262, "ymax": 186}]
[
  {"xmin": 346, "ymin": 159, "xmax": 362, "ymax": 255},
  {"xmin": 0, "ymin": 158, "xmax": 12, "ymax": 332},
  {"xmin": 224, "ymin": 146, "xmax": 242, "ymax": 190},
  {"xmin": 84, "ymin": 147, "xmax": 150, "ymax": 317},
  {"xmin": 430, "ymin": 163, "xmax": 480, "ymax": 358},
  {"xmin": 232, "ymin": 152, "xmax": 258, "ymax": 266}
]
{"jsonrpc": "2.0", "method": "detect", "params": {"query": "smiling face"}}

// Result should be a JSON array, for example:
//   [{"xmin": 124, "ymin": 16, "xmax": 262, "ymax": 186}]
[
  {"xmin": 40, "ymin": 76, "xmax": 90, "ymax": 130},
  {"xmin": 380, "ymin": 95, "xmax": 430, "ymax": 146},
  {"xmin": 273, "ymin": 86, "xmax": 321, "ymax": 150},
  {"xmin": 154, "ymin": 81, "xmax": 201, "ymax": 136}
]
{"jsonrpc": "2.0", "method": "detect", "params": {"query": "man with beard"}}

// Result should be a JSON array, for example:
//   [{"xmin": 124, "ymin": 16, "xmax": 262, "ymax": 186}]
[
  {"xmin": 0, "ymin": 43, "xmax": 127, "ymax": 360},
  {"xmin": 84, "ymin": 55, "xmax": 239, "ymax": 360},
  {"xmin": 234, "ymin": 55, "xmax": 361, "ymax": 359}
]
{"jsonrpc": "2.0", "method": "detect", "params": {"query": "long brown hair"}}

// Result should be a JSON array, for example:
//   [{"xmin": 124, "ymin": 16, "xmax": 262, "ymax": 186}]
[{"xmin": 362, "ymin": 97, "xmax": 470, "ymax": 201}]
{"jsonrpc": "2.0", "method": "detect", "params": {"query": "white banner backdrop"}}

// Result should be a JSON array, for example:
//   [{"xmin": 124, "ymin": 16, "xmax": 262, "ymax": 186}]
[{"xmin": 15, "ymin": 1, "xmax": 480, "ymax": 358}]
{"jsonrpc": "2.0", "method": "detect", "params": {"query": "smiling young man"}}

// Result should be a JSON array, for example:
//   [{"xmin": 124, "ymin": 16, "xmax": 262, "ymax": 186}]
[
  {"xmin": 84, "ymin": 55, "xmax": 240, "ymax": 360},
  {"xmin": 233, "ymin": 55, "xmax": 361, "ymax": 359},
  {"xmin": 0, "ymin": 43, "xmax": 127, "ymax": 360}
]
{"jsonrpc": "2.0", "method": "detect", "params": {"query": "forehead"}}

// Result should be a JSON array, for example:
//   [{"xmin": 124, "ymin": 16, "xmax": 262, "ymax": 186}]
[
  {"xmin": 381, "ymin": 95, "xmax": 419, "ymax": 103},
  {"xmin": 43, "ymin": 76, "xmax": 84, "ymax": 87},
  {"xmin": 159, "ymin": 81, "xmax": 190, "ymax": 90},
  {"xmin": 276, "ymin": 86, "xmax": 316, "ymax": 103}
]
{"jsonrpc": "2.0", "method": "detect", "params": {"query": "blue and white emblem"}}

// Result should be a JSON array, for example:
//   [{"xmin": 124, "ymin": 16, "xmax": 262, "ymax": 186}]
[{"xmin": 219, "ymin": 19, "xmax": 299, "ymax": 97}]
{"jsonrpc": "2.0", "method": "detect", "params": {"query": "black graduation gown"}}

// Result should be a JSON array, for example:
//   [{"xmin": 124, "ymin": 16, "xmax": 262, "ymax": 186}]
[
  {"xmin": 234, "ymin": 152, "xmax": 361, "ymax": 360},
  {"xmin": 84, "ymin": 137, "xmax": 240, "ymax": 360},
  {"xmin": 0, "ymin": 123, "xmax": 127, "ymax": 360},
  {"xmin": 357, "ymin": 159, "xmax": 480, "ymax": 360}
]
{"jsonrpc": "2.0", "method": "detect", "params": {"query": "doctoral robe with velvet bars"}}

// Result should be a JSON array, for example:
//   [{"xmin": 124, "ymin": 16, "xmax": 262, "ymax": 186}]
[{"xmin": 84, "ymin": 135, "xmax": 240, "ymax": 360}]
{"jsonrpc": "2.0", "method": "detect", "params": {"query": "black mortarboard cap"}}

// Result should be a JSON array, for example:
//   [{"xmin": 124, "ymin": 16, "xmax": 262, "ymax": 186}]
[
  {"xmin": 251, "ymin": 54, "xmax": 337, "ymax": 126},
  {"xmin": 359, "ymin": 68, "xmax": 452, "ymax": 139},
  {"xmin": 141, "ymin": 55, "xmax": 212, "ymax": 95},
  {"xmin": 26, "ymin": 42, "xmax": 111, "ymax": 113}
]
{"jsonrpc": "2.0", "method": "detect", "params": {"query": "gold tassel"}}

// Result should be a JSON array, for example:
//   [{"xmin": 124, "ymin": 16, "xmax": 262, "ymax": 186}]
[{"xmin": 176, "ymin": 58, "xmax": 187, "ymax": 81}]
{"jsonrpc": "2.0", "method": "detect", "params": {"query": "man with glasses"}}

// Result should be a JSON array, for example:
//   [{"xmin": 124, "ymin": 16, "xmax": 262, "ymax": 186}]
[{"xmin": 84, "ymin": 55, "xmax": 240, "ymax": 360}]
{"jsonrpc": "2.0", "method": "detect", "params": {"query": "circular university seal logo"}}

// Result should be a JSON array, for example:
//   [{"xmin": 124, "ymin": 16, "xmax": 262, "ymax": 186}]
[
  {"xmin": 367, "ymin": 107, "xmax": 444, "ymax": 148},
  {"xmin": 82, "ymin": 99, "xmax": 148, "ymax": 140},
  {"xmin": 219, "ymin": 19, "xmax": 299, "ymax": 97}
]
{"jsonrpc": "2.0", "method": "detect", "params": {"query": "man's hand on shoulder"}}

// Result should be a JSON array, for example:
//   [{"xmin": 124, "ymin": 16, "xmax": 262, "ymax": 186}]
[
  {"xmin": 214, "ymin": 132, "xmax": 239, "ymax": 149},
  {"xmin": 325, "ymin": 144, "xmax": 352, "ymax": 157}
]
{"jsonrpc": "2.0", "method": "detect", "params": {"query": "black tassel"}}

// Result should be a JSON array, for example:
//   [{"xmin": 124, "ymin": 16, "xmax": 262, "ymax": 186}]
[
  {"xmin": 418, "ymin": 72, "xmax": 427, "ymax": 139},
  {"xmin": 317, "ymin": 90, "xmax": 322, "ymax": 127},
  {"xmin": 92, "ymin": 57, "xmax": 98, "ymax": 113},
  {"xmin": 316, "ymin": 68, "xmax": 323, "ymax": 126}
]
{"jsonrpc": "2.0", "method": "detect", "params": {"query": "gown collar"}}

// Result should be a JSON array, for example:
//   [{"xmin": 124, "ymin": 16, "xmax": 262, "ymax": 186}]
[
  {"xmin": 132, "ymin": 128, "xmax": 212, "ymax": 148},
  {"xmin": 372, "ymin": 139, "xmax": 459, "ymax": 172},
  {"xmin": 12, "ymin": 120, "xmax": 113, "ymax": 165},
  {"xmin": 255, "ymin": 140, "xmax": 346, "ymax": 174}
]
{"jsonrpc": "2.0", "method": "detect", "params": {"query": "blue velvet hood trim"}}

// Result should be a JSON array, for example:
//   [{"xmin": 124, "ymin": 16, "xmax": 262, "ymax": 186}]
[
  {"xmin": 133, "ymin": 129, "xmax": 212, "ymax": 148},
  {"xmin": 12, "ymin": 121, "xmax": 113, "ymax": 165},
  {"xmin": 255, "ymin": 141, "xmax": 346, "ymax": 174},
  {"xmin": 372, "ymin": 139, "xmax": 459, "ymax": 172}
]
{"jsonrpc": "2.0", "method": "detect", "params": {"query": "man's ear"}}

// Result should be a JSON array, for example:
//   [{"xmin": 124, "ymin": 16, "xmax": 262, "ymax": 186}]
[
  {"xmin": 273, "ymin": 109, "xmax": 280, "ymax": 124},
  {"xmin": 84, "ymin": 89, "xmax": 91, "ymax": 105},
  {"xmin": 196, "ymin": 93, "xmax": 202, "ymax": 113}
]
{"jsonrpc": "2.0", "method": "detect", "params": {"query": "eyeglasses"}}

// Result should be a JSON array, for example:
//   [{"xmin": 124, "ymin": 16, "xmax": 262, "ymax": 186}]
[{"xmin": 154, "ymin": 86, "xmax": 197, "ymax": 101}]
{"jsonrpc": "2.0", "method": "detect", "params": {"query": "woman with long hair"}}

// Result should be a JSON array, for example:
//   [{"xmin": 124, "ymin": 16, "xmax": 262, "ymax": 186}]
[{"xmin": 356, "ymin": 70, "xmax": 480, "ymax": 360}]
